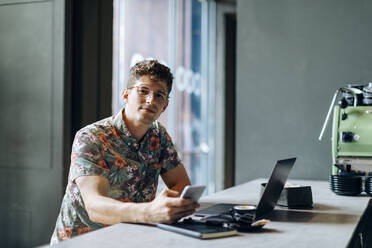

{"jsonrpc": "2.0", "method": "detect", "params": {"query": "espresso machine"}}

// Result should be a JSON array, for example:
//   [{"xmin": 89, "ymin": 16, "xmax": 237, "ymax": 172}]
[{"xmin": 319, "ymin": 83, "xmax": 372, "ymax": 195}]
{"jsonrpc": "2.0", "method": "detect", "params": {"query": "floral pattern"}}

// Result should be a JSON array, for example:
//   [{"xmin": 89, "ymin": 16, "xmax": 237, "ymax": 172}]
[{"xmin": 50, "ymin": 109, "xmax": 181, "ymax": 245}]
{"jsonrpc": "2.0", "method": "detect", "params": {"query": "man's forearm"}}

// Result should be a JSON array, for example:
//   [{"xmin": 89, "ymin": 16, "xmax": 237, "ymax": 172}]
[
  {"xmin": 162, "ymin": 164, "xmax": 191, "ymax": 193},
  {"xmin": 85, "ymin": 195, "xmax": 149, "ymax": 225},
  {"xmin": 170, "ymin": 181, "xmax": 190, "ymax": 194}
]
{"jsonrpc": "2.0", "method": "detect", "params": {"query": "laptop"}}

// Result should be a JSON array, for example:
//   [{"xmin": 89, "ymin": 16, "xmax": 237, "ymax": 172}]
[{"xmin": 195, "ymin": 157, "xmax": 296, "ymax": 220}]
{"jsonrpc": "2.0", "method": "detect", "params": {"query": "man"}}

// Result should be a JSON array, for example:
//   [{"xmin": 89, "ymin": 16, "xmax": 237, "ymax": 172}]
[{"xmin": 51, "ymin": 60, "xmax": 197, "ymax": 244}]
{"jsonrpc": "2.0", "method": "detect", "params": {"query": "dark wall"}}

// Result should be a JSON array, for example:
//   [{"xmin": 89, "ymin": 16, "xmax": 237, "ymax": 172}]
[
  {"xmin": 235, "ymin": 0, "xmax": 372, "ymax": 184},
  {"xmin": 65, "ymin": 0, "xmax": 113, "ymax": 188}
]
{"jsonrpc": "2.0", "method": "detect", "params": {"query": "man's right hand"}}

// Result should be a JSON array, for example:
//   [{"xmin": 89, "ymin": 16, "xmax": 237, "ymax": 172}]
[{"xmin": 144, "ymin": 189, "xmax": 199, "ymax": 224}]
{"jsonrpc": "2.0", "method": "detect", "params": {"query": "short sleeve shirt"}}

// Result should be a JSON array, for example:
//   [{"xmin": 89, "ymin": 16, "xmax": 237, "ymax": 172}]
[{"xmin": 51, "ymin": 109, "xmax": 181, "ymax": 244}]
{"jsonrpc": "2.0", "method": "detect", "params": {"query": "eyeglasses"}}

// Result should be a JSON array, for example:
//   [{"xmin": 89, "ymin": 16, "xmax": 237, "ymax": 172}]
[{"xmin": 128, "ymin": 85, "xmax": 168, "ymax": 104}]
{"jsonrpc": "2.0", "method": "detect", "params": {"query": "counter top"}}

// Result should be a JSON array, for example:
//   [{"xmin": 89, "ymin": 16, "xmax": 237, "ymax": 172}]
[{"xmin": 46, "ymin": 179, "xmax": 371, "ymax": 248}]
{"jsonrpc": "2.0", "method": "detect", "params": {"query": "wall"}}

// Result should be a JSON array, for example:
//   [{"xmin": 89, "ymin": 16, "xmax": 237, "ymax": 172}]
[
  {"xmin": 0, "ymin": 0, "xmax": 64, "ymax": 246},
  {"xmin": 236, "ymin": 0, "xmax": 372, "ymax": 184},
  {"xmin": 0, "ymin": 1, "xmax": 113, "ymax": 246}
]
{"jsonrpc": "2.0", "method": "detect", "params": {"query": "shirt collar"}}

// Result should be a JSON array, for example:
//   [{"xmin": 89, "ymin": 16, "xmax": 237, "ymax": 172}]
[
  {"xmin": 113, "ymin": 108, "xmax": 131, "ymax": 136},
  {"xmin": 113, "ymin": 108, "xmax": 157, "ymax": 150}
]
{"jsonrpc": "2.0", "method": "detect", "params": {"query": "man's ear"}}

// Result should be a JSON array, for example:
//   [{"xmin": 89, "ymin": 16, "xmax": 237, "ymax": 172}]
[{"xmin": 122, "ymin": 88, "xmax": 129, "ymax": 103}]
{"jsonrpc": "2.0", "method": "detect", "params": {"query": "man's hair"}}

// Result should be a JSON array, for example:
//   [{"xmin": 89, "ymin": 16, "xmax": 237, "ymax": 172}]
[{"xmin": 127, "ymin": 60, "xmax": 174, "ymax": 95}]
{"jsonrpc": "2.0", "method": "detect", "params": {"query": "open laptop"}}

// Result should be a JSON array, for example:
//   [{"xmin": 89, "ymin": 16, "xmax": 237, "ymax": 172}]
[{"xmin": 195, "ymin": 157, "xmax": 296, "ymax": 220}]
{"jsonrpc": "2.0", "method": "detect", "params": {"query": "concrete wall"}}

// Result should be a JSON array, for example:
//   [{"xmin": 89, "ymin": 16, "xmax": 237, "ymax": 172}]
[
  {"xmin": 0, "ymin": 0, "xmax": 64, "ymax": 246},
  {"xmin": 235, "ymin": 0, "xmax": 372, "ymax": 184}
]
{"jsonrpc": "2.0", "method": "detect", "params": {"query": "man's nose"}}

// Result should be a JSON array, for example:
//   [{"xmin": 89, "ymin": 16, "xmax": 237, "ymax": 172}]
[{"xmin": 145, "ymin": 92, "xmax": 156, "ymax": 103}]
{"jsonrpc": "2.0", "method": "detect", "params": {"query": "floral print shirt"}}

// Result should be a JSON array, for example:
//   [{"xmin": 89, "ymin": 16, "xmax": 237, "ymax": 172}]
[{"xmin": 51, "ymin": 109, "xmax": 181, "ymax": 244}]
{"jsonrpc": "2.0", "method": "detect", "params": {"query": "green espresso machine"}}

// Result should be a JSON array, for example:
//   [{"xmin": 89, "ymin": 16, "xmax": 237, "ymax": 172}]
[{"xmin": 319, "ymin": 83, "xmax": 372, "ymax": 195}]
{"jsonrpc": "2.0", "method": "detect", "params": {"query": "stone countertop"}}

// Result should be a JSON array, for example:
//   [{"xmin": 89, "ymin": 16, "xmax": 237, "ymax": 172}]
[{"xmin": 43, "ymin": 179, "xmax": 371, "ymax": 248}]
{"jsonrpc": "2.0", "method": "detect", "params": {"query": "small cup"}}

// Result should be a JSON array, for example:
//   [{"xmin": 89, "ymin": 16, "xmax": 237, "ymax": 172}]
[{"xmin": 233, "ymin": 205, "xmax": 256, "ymax": 214}]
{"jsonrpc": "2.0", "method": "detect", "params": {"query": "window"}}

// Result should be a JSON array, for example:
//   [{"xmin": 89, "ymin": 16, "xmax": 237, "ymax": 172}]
[{"xmin": 113, "ymin": 0, "xmax": 216, "ymax": 194}]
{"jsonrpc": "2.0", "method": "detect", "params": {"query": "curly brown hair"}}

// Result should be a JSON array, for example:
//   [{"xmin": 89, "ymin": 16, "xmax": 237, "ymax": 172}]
[{"xmin": 127, "ymin": 60, "xmax": 174, "ymax": 95}]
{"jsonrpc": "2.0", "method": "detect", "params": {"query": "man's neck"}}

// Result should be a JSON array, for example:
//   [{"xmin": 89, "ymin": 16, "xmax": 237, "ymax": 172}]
[{"xmin": 122, "ymin": 110, "xmax": 150, "ymax": 142}]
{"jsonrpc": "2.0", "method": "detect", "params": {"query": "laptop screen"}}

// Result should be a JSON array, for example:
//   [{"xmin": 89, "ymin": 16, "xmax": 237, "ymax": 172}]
[{"xmin": 255, "ymin": 157, "xmax": 296, "ymax": 219}]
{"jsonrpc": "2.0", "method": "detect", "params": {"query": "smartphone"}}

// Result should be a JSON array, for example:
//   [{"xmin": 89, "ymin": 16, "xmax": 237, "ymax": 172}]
[{"xmin": 180, "ymin": 185, "xmax": 206, "ymax": 202}]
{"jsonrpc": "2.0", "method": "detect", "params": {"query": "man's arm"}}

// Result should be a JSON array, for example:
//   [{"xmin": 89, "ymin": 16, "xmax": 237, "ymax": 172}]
[
  {"xmin": 75, "ymin": 175, "xmax": 197, "ymax": 225},
  {"xmin": 161, "ymin": 164, "xmax": 191, "ymax": 193}
]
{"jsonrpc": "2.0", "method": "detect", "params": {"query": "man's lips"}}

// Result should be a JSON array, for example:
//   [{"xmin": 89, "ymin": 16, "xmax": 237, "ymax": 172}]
[{"xmin": 141, "ymin": 107, "xmax": 157, "ymax": 113}]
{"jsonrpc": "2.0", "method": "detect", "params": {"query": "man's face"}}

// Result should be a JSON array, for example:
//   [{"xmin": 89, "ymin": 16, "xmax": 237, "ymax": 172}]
[{"xmin": 122, "ymin": 75, "xmax": 169, "ymax": 126}]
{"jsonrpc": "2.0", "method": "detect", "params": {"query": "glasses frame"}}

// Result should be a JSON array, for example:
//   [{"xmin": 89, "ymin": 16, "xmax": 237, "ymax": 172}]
[{"xmin": 127, "ymin": 85, "xmax": 169, "ymax": 105}]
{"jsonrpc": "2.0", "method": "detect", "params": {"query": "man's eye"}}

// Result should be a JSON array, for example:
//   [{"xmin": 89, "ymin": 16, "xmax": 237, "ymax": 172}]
[
  {"xmin": 155, "ymin": 93, "xmax": 165, "ymax": 100},
  {"xmin": 139, "ymin": 89, "xmax": 149, "ymax": 94}
]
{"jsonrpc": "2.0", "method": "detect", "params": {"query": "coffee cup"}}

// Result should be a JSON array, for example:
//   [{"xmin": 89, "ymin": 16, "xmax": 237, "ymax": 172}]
[{"xmin": 233, "ymin": 205, "xmax": 256, "ymax": 214}]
